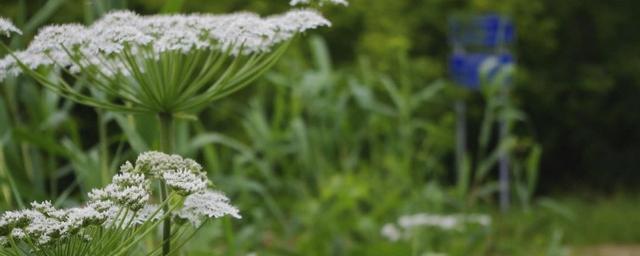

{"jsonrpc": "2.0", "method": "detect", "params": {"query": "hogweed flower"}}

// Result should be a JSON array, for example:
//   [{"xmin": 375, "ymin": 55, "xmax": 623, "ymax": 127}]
[
  {"xmin": 0, "ymin": 18, "xmax": 21, "ymax": 37},
  {"xmin": 0, "ymin": 152, "xmax": 238, "ymax": 255},
  {"xmin": 0, "ymin": 9, "xmax": 331, "ymax": 115},
  {"xmin": 175, "ymin": 189, "xmax": 241, "ymax": 226},
  {"xmin": 88, "ymin": 171, "xmax": 150, "ymax": 211},
  {"xmin": 135, "ymin": 151, "xmax": 202, "ymax": 178},
  {"xmin": 162, "ymin": 169, "xmax": 208, "ymax": 195}
]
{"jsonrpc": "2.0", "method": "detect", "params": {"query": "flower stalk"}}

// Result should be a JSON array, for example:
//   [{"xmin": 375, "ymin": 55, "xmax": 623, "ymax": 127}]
[{"xmin": 157, "ymin": 112, "xmax": 174, "ymax": 256}]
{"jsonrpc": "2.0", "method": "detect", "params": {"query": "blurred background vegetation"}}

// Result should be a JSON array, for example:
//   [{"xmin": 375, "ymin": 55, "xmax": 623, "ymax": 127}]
[{"xmin": 1, "ymin": 0, "xmax": 639, "ymax": 255}]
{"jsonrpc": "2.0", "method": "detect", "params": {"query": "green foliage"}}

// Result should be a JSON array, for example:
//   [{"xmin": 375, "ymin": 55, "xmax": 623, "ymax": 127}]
[
  {"xmin": 560, "ymin": 195, "xmax": 640, "ymax": 245},
  {"xmin": 1, "ymin": 0, "xmax": 638, "ymax": 255},
  {"xmin": 172, "ymin": 36, "xmax": 549, "ymax": 255}
]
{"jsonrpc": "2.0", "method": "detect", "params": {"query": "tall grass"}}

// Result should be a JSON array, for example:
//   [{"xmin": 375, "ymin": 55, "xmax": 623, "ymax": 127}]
[
  {"xmin": 174, "ymin": 36, "xmax": 547, "ymax": 255},
  {"xmin": 0, "ymin": 0, "xmax": 115, "ymax": 211}
]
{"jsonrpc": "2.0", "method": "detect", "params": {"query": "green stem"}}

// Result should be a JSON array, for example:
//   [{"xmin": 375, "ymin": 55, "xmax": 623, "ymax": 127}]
[
  {"xmin": 97, "ymin": 110, "xmax": 110, "ymax": 186},
  {"xmin": 157, "ymin": 113, "xmax": 174, "ymax": 256},
  {"xmin": 0, "ymin": 146, "xmax": 12, "ymax": 207}
]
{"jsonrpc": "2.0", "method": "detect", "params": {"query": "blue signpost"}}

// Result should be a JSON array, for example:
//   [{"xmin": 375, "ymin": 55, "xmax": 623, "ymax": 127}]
[{"xmin": 449, "ymin": 14, "xmax": 515, "ymax": 212}]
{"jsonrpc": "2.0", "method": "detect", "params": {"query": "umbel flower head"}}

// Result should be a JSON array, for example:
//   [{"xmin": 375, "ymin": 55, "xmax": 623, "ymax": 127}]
[
  {"xmin": 0, "ymin": 9, "xmax": 331, "ymax": 114},
  {"xmin": 0, "ymin": 152, "xmax": 239, "ymax": 254}
]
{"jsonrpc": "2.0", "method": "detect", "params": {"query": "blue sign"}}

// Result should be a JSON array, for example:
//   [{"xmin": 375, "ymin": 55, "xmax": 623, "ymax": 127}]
[
  {"xmin": 450, "ymin": 52, "xmax": 513, "ymax": 89},
  {"xmin": 449, "ymin": 14, "xmax": 515, "ymax": 49},
  {"xmin": 449, "ymin": 14, "xmax": 515, "ymax": 89}
]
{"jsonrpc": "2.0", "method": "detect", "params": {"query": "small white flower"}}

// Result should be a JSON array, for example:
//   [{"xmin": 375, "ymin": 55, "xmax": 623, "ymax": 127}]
[
  {"xmin": 465, "ymin": 214, "xmax": 491, "ymax": 226},
  {"xmin": 92, "ymin": 10, "xmax": 141, "ymax": 28},
  {"xmin": 24, "ymin": 211, "xmax": 67, "ymax": 243},
  {"xmin": 0, "ymin": 57, "xmax": 19, "ymax": 81},
  {"xmin": 380, "ymin": 223, "xmax": 401, "ymax": 241},
  {"xmin": 120, "ymin": 161, "xmax": 135, "ymax": 173},
  {"xmin": 31, "ymin": 201, "xmax": 68, "ymax": 219},
  {"xmin": 289, "ymin": 0, "xmax": 309, "ymax": 5},
  {"xmin": 175, "ymin": 190, "xmax": 241, "ymax": 226},
  {"xmin": 136, "ymin": 151, "xmax": 203, "ymax": 178},
  {"xmin": 89, "ymin": 24, "xmax": 152, "ymax": 55},
  {"xmin": 66, "ymin": 206, "xmax": 106, "ymax": 227},
  {"xmin": 290, "ymin": 0, "xmax": 348, "ymax": 7},
  {"xmin": 398, "ymin": 213, "xmax": 460, "ymax": 230},
  {"xmin": 111, "ymin": 172, "xmax": 147, "ymax": 187},
  {"xmin": 88, "ymin": 174, "xmax": 150, "ymax": 211},
  {"xmin": 27, "ymin": 24, "xmax": 89, "ymax": 68},
  {"xmin": 0, "ymin": 17, "xmax": 22, "ymax": 37},
  {"xmin": 162, "ymin": 169, "xmax": 208, "ymax": 195},
  {"xmin": 1, "ymin": 210, "xmax": 35, "ymax": 230},
  {"xmin": 383, "ymin": 212, "xmax": 492, "ymax": 242},
  {"xmin": 268, "ymin": 9, "xmax": 331, "ymax": 42},
  {"xmin": 10, "ymin": 228, "xmax": 26, "ymax": 239}
]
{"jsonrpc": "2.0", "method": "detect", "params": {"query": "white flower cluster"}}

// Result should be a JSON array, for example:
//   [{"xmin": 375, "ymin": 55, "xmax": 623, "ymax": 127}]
[
  {"xmin": 290, "ymin": 0, "xmax": 349, "ymax": 7},
  {"xmin": 88, "ymin": 171, "xmax": 150, "ymax": 211},
  {"xmin": 381, "ymin": 213, "xmax": 491, "ymax": 241},
  {"xmin": 0, "ymin": 9, "xmax": 330, "ymax": 82},
  {"xmin": 135, "ymin": 151, "xmax": 210, "ymax": 195},
  {"xmin": 0, "ymin": 152, "xmax": 239, "ymax": 247},
  {"xmin": 0, "ymin": 201, "xmax": 105, "ymax": 246},
  {"xmin": 175, "ymin": 190, "xmax": 241, "ymax": 226},
  {"xmin": 162, "ymin": 170, "xmax": 208, "ymax": 195},
  {"xmin": 0, "ymin": 18, "xmax": 21, "ymax": 37}
]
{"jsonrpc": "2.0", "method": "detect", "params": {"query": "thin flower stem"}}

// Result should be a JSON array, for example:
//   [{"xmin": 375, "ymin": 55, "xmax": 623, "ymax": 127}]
[
  {"xmin": 157, "ymin": 113, "xmax": 174, "ymax": 256},
  {"xmin": 111, "ymin": 203, "xmax": 180, "ymax": 256},
  {"xmin": 163, "ymin": 224, "xmax": 205, "ymax": 256}
]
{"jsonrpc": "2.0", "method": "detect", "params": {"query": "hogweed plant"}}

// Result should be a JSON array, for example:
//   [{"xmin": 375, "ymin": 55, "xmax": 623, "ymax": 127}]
[
  {"xmin": 0, "ymin": 2, "xmax": 343, "ymax": 254},
  {"xmin": 0, "ymin": 151, "xmax": 240, "ymax": 256}
]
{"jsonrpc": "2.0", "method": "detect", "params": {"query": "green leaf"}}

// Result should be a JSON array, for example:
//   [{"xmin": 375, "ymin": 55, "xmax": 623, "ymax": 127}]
[
  {"xmin": 349, "ymin": 79, "xmax": 396, "ymax": 116},
  {"xmin": 114, "ymin": 114, "xmax": 150, "ymax": 153},
  {"xmin": 186, "ymin": 133, "xmax": 254, "ymax": 159},
  {"xmin": 476, "ymin": 137, "xmax": 517, "ymax": 183},
  {"xmin": 23, "ymin": 0, "xmax": 69, "ymax": 35},
  {"xmin": 526, "ymin": 144, "xmax": 542, "ymax": 197},
  {"xmin": 310, "ymin": 36, "xmax": 332, "ymax": 73},
  {"xmin": 12, "ymin": 126, "xmax": 71, "ymax": 158},
  {"xmin": 0, "ymin": 98, "xmax": 12, "ymax": 142}
]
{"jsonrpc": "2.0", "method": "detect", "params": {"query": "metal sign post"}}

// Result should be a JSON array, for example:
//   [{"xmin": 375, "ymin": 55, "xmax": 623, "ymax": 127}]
[{"xmin": 448, "ymin": 14, "xmax": 515, "ymax": 212}]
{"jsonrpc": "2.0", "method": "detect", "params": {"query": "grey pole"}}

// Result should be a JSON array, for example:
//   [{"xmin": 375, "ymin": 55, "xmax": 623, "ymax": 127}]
[
  {"xmin": 455, "ymin": 100, "xmax": 467, "ymax": 194},
  {"xmin": 499, "ymin": 86, "xmax": 510, "ymax": 212}
]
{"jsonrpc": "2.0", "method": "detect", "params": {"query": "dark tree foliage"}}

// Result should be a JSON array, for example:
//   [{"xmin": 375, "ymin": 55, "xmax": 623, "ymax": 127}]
[{"xmin": 327, "ymin": 0, "xmax": 640, "ymax": 193}]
